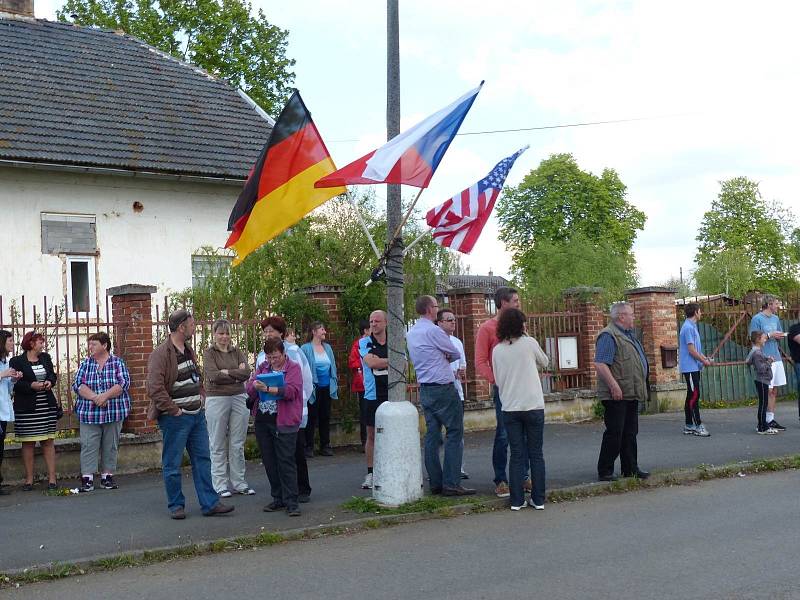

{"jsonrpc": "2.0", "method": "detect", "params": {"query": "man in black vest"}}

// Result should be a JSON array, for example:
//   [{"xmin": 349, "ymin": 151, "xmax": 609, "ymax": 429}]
[{"xmin": 595, "ymin": 301, "xmax": 650, "ymax": 482}]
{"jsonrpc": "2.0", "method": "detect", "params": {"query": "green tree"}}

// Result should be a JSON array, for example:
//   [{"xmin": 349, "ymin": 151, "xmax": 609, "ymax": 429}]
[
  {"xmin": 57, "ymin": 0, "xmax": 295, "ymax": 114},
  {"xmin": 693, "ymin": 248, "xmax": 758, "ymax": 298},
  {"xmin": 694, "ymin": 177, "xmax": 799, "ymax": 294},
  {"xmin": 513, "ymin": 233, "xmax": 637, "ymax": 304},
  {"xmin": 658, "ymin": 275, "xmax": 695, "ymax": 299},
  {"xmin": 496, "ymin": 153, "xmax": 645, "ymax": 301},
  {"xmin": 173, "ymin": 191, "xmax": 457, "ymax": 336}
]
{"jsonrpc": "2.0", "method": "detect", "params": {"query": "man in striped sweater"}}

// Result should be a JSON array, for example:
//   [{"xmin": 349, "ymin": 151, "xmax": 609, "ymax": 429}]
[{"xmin": 146, "ymin": 309, "xmax": 234, "ymax": 520}]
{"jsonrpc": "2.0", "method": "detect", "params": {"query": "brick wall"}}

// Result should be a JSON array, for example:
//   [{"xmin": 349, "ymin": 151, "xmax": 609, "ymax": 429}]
[
  {"xmin": 449, "ymin": 288, "xmax": 492, "ymax": 402},
  {"xmin": 0, "ymin": 0, "xmax": 34, "ymax": 16},
  {"xmin": 626, "ymin": 287, "xmax": 680, "ymax": 385},
  {"xmin": 300, "ymin": 285, "xmax": 347, "ymax": 399},
  {"xmin": 563, "ymin": 287, "xmax": 606, "ymax": 388},
  {"xmin": 108, "ymin": 284, "xmax": 157, "ymax": 435}
]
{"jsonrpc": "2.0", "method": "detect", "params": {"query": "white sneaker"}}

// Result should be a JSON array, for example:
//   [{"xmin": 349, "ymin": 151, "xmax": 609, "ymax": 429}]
[
  {"xmin": 693, "ymin": 424, "xmax": 710, "ymax": 437},
  {"xmin": 528, "ymin": 500, "xmax": 544, "ymax": 510},
  {"xmin": 219, "ymin": 490, "xmax": 232, "ymax": 498},
  {"xmin": 757, "ymin": 428, "xmax": 778, "ymax": 435},
  {"xmin": 683, "ymin": 425, "xmax": 697, "ymax": 435},
  {"xmin": 361, "ymin": 473, "xmax": 373, "ymax": 490},
  {"xmin": 510, "ymin": 503, "xmax": 526, "ymax": 511}
]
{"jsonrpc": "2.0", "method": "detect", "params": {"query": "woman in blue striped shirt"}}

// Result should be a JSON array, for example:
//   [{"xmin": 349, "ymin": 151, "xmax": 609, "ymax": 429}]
[{"xmin": 72, "ymin": 332, "xmax": 131, "ymax": 492}]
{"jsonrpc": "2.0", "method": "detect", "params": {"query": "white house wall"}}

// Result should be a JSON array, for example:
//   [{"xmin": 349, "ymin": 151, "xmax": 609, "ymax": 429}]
[{"xmin": 0, "ymin": 166, "xmax": 241, "ymax": 319}]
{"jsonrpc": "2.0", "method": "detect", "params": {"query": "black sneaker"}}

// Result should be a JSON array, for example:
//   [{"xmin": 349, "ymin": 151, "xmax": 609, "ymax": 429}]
[
  {"xmin": 263, "ymin": 500, "xmax": 286, "ymax": 512},
  {"xmin": 80, "ymin": 477, "xmax": 94, "ymax": 492},
  {"xmin": 101, "ymin": 475, "xmax": 118, "ymax": 490},
  {"xmin": 768, "ymin": 420, "xmax": 786, "ymax": 431}
]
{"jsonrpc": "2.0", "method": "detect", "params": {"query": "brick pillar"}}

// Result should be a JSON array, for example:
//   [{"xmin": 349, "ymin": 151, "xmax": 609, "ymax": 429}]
[
  {"xmin": 448, "ymin": 287, "xmax": 491, "ymax": 403},
  {"xmin": 625, "ymin": 286, "xmax": 680, "ymax": 385},
  {"xmin": 563, "ymin": 286, "xmax": 605, "ymax": 389},
  {"xmin": 108, "ymin": 284, "xmax": 157, "ymax": 435},
  {"xmin": 300, "ymin": 285, "xmax": 346, "ymax": 395}
]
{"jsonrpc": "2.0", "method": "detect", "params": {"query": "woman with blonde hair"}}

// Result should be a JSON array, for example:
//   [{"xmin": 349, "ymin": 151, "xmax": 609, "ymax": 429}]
[{"xmin": 203, "ymin": 319, "xmax": 253, "ymax": 497}]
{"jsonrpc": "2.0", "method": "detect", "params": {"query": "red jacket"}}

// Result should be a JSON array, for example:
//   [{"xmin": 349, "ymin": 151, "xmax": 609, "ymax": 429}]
[{"xmin": 348, "ymin": 337, "xmax": 365, "ymax": 393}]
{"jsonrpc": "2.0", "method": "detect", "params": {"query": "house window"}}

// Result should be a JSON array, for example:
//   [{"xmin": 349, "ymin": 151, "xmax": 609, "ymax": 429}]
[
  {"xmin": 191, "ymin": 254, "xmax": 232, "ymax": 288},
  {"xmin": 41, "ymin": 213, "xmax": 97, "ymax": 254},
  {"xmin": 66, "ymin": 256, "xmax": 97, "ymax": 314}
]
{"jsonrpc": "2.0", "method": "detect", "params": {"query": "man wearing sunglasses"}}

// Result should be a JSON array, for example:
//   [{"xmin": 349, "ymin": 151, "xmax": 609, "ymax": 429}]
[{"xmin": 146, "ymin": 309, "xmax": 234, "ymax": 520}]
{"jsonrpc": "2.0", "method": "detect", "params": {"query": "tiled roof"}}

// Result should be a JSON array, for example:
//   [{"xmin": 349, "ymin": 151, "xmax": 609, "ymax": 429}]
[
  {"xmin": 436, "ymin": 274, "xmax": 511, "ymax": 294},
  {"xmin": 0, "ymin": 18, "xmax": 272, "ymax": 178}
]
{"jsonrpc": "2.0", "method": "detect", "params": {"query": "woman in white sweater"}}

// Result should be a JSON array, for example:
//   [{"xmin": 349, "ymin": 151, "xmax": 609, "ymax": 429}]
[{"xmin": 492, "ymin": 308, "xmax": 549, "ymax": 511}]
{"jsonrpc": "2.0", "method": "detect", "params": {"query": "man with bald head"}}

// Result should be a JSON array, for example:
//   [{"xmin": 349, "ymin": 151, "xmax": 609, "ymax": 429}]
[{"xmin": 358, "ymin": 310, "xmax": 388, "ymax": 490}]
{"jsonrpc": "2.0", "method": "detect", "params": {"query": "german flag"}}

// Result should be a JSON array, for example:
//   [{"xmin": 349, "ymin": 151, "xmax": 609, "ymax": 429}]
[{"xmin": 226, "ymin": 91, "xmax": 345, "ymax": 265}]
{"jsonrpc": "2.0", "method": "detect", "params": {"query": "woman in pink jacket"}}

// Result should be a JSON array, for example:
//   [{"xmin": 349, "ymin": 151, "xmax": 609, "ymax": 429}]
[{"xmin": 246, "ymin": 338, "xmax": 303, "ymax": 516}]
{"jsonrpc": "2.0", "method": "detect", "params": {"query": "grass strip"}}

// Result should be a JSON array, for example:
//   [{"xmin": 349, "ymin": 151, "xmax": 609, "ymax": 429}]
[{"xmin": 4, "ymin": 454, "xmax": 800, "ymax": 589}]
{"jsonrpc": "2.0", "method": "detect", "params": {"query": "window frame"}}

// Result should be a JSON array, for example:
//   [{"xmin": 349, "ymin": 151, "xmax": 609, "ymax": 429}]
[{"xmin": 66, "ymin": 255, "xmax": 97, "ymax": 315}]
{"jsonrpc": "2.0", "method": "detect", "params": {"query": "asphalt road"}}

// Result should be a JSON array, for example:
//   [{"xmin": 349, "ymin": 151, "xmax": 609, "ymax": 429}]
[
  {"xmin": 8, "ymin": 469, "xmax": 800, "ymax": 600},
  {"xmin": 3, "ymin": 404, "xmax": 800, "ymax": 573}
]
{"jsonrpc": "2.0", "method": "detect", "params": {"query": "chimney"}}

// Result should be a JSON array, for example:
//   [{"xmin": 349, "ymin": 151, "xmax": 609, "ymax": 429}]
[{"xmin": 0, "ymin": 0, "xmax": 34, "ymax": 18}]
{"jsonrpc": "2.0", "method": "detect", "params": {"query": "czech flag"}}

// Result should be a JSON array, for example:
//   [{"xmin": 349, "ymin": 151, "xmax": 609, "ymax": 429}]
[
  {"xmin": 315, "ymin": 82, "xmax": 483, "ymax": 189},
  {"xmin": 226, "ymin": 91, "xmax": 345, "ymax": 266}
]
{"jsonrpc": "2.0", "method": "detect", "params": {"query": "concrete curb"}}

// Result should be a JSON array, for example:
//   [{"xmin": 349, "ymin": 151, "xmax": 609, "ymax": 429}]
[{"xmin": 3, "ymin": 454, "xmax": 799, "ymax": 585}]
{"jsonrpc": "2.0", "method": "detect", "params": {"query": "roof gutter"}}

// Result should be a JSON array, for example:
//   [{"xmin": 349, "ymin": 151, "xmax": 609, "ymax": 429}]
[
  {"xmin": 0, "ymin": 159, "xmax": 246, "ymax": 186},
  {"xmin": 237, "ymin": 89, "xmax": 276, "ymax": 126}
]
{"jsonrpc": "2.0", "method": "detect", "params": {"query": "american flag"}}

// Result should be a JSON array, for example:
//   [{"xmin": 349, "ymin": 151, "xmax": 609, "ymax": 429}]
[{"xmin": 425, "ymin": 146, "xmax": 528, "ymax": 254}]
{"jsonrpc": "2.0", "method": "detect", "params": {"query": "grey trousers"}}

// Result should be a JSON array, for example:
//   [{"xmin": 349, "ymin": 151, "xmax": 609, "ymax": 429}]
[
  {"xmin": 80, "ymin": 420, "xmax": 124, "ymax": 476},
  {"xmin": 205, "ymin": 394, "xmax": 250, "ymax": 493}
]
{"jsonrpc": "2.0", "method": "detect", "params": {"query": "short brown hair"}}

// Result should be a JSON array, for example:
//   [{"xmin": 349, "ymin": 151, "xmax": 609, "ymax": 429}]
[
  {"xmin": 168, "ymin": 309, "xmax": 192, "ymax": 332},
  {"xmin": 750, "ymin": 330, "xmax": 766, "ymax": 345},
  {"xmin": 684, "ymin": 302, "xmax": 700, "ymax": 318},
  {"xmin": 21, "ymin": 331, "xmax": 44, "ymax": 351},
  {"xmin": 261, "ymin": 316, "xmax": 287, "ymax": 337},
  {"xmin": 496, "ymin": 308, "xmax": 527, "ymax": 342},
  {"xmin": 494, "ymin": 286, "xmax": 518, "ymax": 310},
  {"xmin": 263, "ymin": 337, "xmax": 285, "ymax": 355},
  {"xmin": 88, "ymin": 331, "xmax": 112, "ymax": 352},
  {"xmin": 415, "ymin": 295, "xmax": 436, "ymax": 316}
]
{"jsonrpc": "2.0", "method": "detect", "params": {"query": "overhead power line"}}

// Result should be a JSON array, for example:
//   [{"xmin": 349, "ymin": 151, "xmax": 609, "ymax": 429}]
[{"xmin": 326, "ymin": 113, "xmax": 689, "ymax": 143}]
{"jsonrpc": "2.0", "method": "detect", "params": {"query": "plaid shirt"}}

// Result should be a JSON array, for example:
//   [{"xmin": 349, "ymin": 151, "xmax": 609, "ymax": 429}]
[{"xmin": 72, "ymin": 354, "xmax": 131, "ymax": 424}]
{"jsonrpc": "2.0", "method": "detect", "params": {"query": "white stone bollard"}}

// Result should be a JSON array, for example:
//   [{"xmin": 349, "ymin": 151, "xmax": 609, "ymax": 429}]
[{"xmin": 372, "ymin": 400, "xmax": 423, "ymax": 506}]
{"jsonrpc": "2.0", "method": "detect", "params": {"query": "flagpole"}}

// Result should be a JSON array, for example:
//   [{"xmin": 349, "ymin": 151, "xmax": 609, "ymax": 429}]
[
  {"xmin": 402, "ymin": 228, "xmax": 431, "ymax": 256},
  {"xmin": 348, "ymin": 194, "xmax": 382, "ymax": 260},
  {"xmin": 389, "ymin": 186, "xmax": 424, "ymax": 243}
]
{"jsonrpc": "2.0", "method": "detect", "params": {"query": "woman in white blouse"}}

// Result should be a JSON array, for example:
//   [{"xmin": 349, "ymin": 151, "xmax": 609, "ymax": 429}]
[{"xmin": 491, "ymin": 308, "xmax": 549, "ymax": 512}]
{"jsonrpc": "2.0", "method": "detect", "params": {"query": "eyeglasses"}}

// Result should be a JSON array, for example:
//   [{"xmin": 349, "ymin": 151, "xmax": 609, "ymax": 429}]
[{"xmin": 441, "ymin": 318, "xmax": 456, "ymax": 322}]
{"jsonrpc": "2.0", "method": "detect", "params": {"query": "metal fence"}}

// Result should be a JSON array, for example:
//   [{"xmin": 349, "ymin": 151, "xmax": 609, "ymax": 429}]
[
  {"xmin": 676, "ymin": 293, "xmax": 800, "ymax": 402},
  {"xmin": 0, "ymin": 295, "xmax": 116, "ymax": 432}
]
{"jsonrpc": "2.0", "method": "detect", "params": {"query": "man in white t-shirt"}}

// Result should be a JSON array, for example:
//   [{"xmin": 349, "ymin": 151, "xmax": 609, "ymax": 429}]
[{"xmin": 437, "ymin": 308, "xmax": 469, "ymax": 479}]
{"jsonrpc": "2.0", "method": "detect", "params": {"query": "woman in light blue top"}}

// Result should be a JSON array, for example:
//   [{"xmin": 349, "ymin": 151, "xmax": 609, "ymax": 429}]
[
  {"xmin": 0, "ymin": 330, "xmax": 21, "ymax": 494},
  {"xmin": 301, "ymin": 322, "xmax": 338, "ymax": 457}
]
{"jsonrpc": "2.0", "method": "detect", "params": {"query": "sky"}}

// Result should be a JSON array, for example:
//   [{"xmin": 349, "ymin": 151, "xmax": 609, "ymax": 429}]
[{"xmin": 36, "ymin": 0, "xmax": 800, "ymax": 286}]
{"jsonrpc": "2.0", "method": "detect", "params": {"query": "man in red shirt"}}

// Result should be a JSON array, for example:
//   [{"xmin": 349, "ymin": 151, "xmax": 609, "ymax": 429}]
[
  {"xmin": 475, "ymin": 287, "xmax": 530, "ymax": 498},
  {"xmin": 349, "ymin": 320, "xmax": 370, "ymax": 450}
]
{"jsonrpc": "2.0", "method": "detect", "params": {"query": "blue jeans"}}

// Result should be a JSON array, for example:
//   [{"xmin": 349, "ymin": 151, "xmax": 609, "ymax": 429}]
[
  {"xmin": 158, "ymin": 412, "xmax": 219, "ymax": 514},
  {"xmin": 420, "ymin": 383, "xmax": 464, "ymax": 490},
  {"xmin": 492, "ymin": 385, "xmax": 529, "ymax": 484},
  {"xmin": 503, "ymin": 409, "xmax": 546, "ymax": 507}
]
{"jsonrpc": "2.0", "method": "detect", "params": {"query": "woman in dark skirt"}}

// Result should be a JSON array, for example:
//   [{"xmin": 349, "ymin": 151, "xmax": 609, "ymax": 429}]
[{"xmin": 10, "ymin": 331, "xmax": 59, "ymax": 490}]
